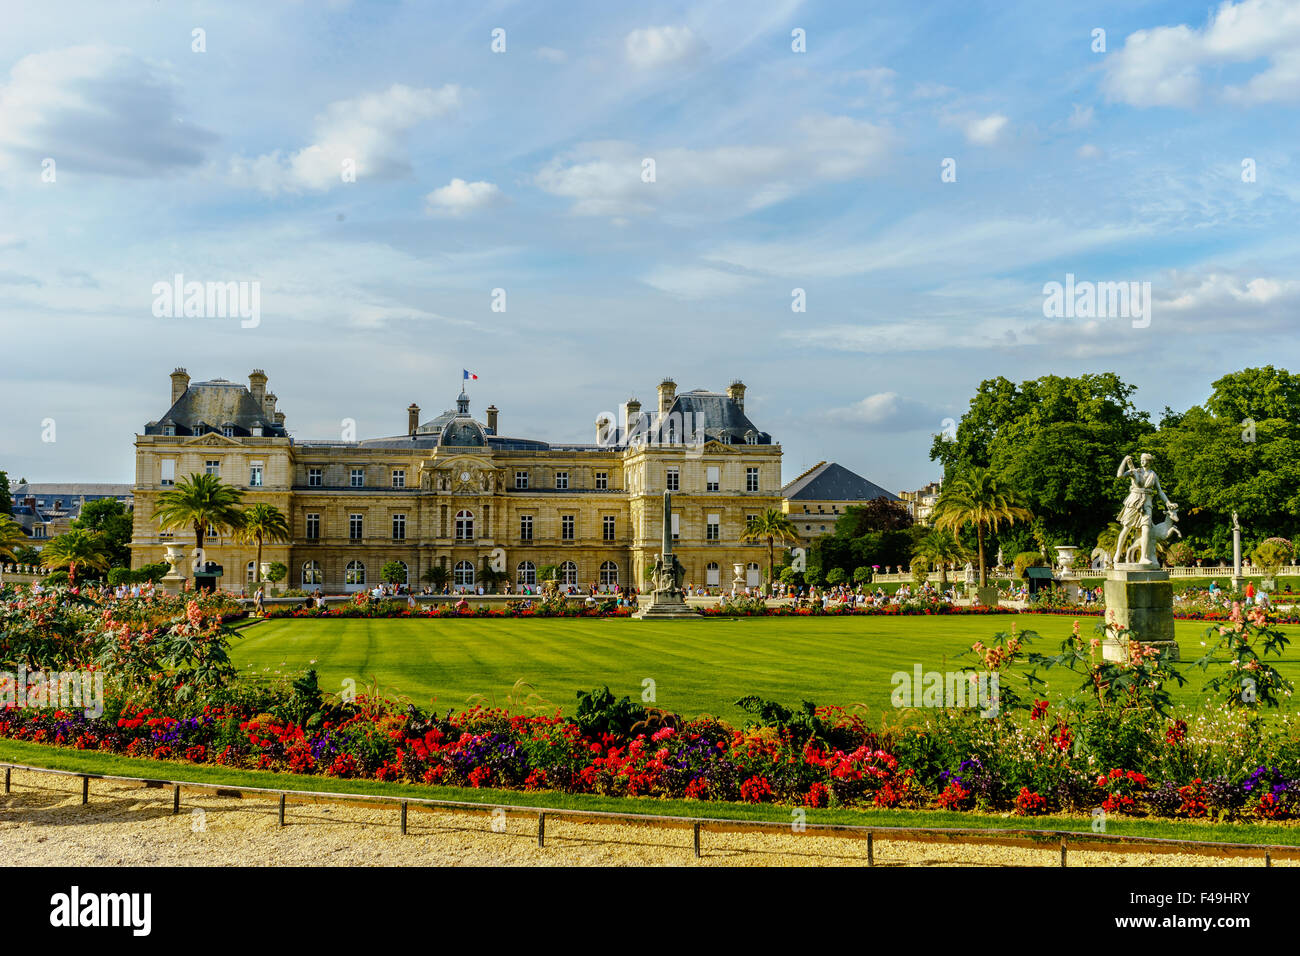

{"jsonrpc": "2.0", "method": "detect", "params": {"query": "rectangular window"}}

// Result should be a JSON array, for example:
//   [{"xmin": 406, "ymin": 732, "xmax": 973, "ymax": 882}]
[
  {"xmin": 391, "ymin": 469, "xmax": 405, "ymax": 489},
  {"xmin": 706, "ymin": 513, "xmax": 720, "ymax": 541},
  {"xmin": 515, "ymin": 470, "xmax": 530, "ymax": 490},
  {"xmin": 555, "ymin": 471, "xmax": 569, "ymax": 490},
  {"xmin": 666, "ymin": 467, "xmax": 679, "ymax": 491},
  {"xmin": 595, "ymin": 472, "xmax": 608, "ymax": 490},
  {"xmin": 349, "ymin": 514, "xmax": 363, "ymax": 540},
  {"xmin": 308, "ymin": 467, "xmax": 322, "ymax": 487},
  {"xmin": 520, "ymin": 515, "xmax": 533, "ymax": 541},
  {"xmin": 160, "ymin": 460, "xmax": 175, "ymax": 487},
  {"xmin": 205, "ymin": 460, "xmax": 220, "ymax": 476},
  {"xmin": 350, "ymin": 468, "xmax": 364, "ymax": 488},
  {"xmin": 603, "ymin": 515, "xmax": 615, "ymax": 541},
  {"xmin": 746, "ymin": 513, "xmax": 758, "ymax": 530},
  {"xmin": 249, "ymin": 464, "xmax": 263, "ymax": 487},
  {"xmin": 561, "ymin": 514, "xmax": 575, "ymax": 540},
  {"xmin": 305, "ymin": 513, "xmax": 320, "ymax": 539},
  {"xmin": 392, "ymin": 514, "xmax": 406, "ymax": 540},
  {"xmin": 706, "ymin": 466, "xmax": 719, "ymax": 492},
  {"xmin": 746, "ymin": 467, "xmax": 759, "ymax": 492},
  {"xmin": 163, "ymin": 425, "xmax": 175, "ymax": 437},
  {"xmin": 671, "ymin": 512, "xmax": 680, "ymax": 540}
]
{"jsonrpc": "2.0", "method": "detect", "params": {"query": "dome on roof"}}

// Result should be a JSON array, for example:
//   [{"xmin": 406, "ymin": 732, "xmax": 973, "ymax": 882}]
[{"xmin": 439, "ymin": 417, "xmax": 487, "ymax": 447}]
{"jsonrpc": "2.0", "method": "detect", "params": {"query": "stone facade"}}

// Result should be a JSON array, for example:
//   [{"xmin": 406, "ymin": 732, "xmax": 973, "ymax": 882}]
[{"xmin": 130, "ymin": 372, "xmax": 781, "ymax": 593}]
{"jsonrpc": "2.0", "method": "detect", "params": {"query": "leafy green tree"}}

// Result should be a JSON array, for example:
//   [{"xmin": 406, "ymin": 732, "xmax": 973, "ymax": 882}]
[
  {"xmin": 0, "ymin": 471, "xmax": 12, "ymax": 516},
  {"xmin": 380, "ymin": 560, "xmax": 409, "ymax": 585},
  {"xmin": 153, "ymin": 474, "xmax": 245, "ymax": 559},
  {"xmin": 741, "ymin": 509, "xmax": 800, "ymax": 584},
  {"xmin": 265, "ymin": 561, "xmax": 288, "ymax": 587},
  {"xmin": 235, "ymin": 503, "xmax": 291, "ymax": 583},
  {"xmin": 912, "ymin": 527, "xmax": 968, "ymax": 589},
  {"xmin": 931, "ymin": 467, "xmax": 1033, "ymax": 587},
  {"xmin": 71, "ymin": 498, "xmax": 134, "ymax": 568},
  {"xmin": 41, "ymin": 529, "xmax": 111, "ymax": 586}
]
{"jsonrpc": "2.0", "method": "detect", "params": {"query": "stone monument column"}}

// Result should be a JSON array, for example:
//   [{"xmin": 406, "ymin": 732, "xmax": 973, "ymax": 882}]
[
  {"xmin": 632, "ymin": 489, "xmax": 700, "ymax": 619},
  {"xmin": 1231, "ymin": 511, "xmax": 1244, "ymax": 592}
]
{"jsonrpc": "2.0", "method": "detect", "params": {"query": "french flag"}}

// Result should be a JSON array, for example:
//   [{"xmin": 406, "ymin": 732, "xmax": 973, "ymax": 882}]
[{"xmin": 463, "ymin": 369, "xmax": 478, "ymax": 381}]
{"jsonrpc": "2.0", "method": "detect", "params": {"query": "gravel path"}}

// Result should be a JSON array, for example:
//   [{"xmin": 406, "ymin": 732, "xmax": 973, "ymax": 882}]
[{"xmin": 0, "ymin": 769, "xmax": 1283, "ymax": 867}]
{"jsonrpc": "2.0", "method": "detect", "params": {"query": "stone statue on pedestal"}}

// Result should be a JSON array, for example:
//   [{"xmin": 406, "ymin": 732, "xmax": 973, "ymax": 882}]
[
  {"xmin": 1112, "ymin": 453, "xmax": 1179, "ymax": 570},
  {"xmin": 633, "ymin": 490, "xmax": 699, "ymax": 619}
]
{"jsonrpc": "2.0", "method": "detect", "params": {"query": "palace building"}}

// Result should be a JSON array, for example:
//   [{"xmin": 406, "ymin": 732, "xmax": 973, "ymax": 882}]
[{"xmin": 130, "ymin": 369, "xmax": 783, "ymax": 592}]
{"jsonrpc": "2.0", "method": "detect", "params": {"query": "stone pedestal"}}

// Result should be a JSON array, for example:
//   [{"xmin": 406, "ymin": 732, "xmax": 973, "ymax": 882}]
[
  {"xmin": 1102, "ymin": 568, "xmax": 1179, "ymax": 662},
  {"xmin": 632, "ymin": 590, "xmax": 701, "ymax": 619}
]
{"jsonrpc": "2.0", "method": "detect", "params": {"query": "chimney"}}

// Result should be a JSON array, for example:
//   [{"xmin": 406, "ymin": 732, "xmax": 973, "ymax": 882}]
[
  {"xmin": 274, "ymin": 411, "xmax": 285, "ymax": 427},
  {"xmin": 595, "ymin": 412, "xmax": 615, "ymax": 445},
  {"xmin": 408, "ymin": 403, "xmax": 420, "ymax": 436},
  {"xmin": 727, "ymin": 379, "xmax": 746, "ymax": 411},
  {"xmin": 249, "ymin": 369, "xmax": 268, "ymax": 405},
  {"xmin": 263, "ymin": 392, "xmax": 277, "ymax": 419},
  {"xmin": 486, "ymin": 404, "xmax": 499, "ymax": 435},
  {"xmin": 170, "ymin": 368, "xmax": 190, "ymax": 405},
  {"xmin": 624, "ymin": 398, "xmax": 642, "ymax": 443},
  {"xmin": 657, "ymin": 378, "xmax": 676, "ymax": 417}
]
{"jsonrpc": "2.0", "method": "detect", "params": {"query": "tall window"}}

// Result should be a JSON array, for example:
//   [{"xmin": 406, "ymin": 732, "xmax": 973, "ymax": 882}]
[
  {"xmin": 599, "ymin": 561, "xmax": 618, "ymax": 588},
  {"xmin": 706, "ymin": 562, "xmax": 720, "ymax": 586},
  {"xmin": 520, "ymin": 515, "xmax": 533, "ymax": 541},
  {"xmin": 747, "ymin": 563, "xmax": 761, "ymax": 587},
  {"xmin": 305, "ymin": 513, "xmax": 320, "ymax": 539},
  {"xmin": 560, "ymin": 561, "xmax": 578, "ymax": 586},
  {"xmin": 350, "ymin": 468, "xmax": 364, "ymax": 488},
  {"xmin": 205, "ymin": 460, "xmax": 220, "ymax": 476},
  {"xmin": 349, "ymin": 513, "xmax": 363, "ymax": 540},
  {"xmin": 706, "ymin": 513, "xmax": 720, "ymax": 541},
  {"xmin": 308, "ymin": 467, "xmax": 323, "ymax": 487},
  {"xmin": 392, "ymin": 514, "xmax": 406, "ymax": 540},
  {"xmin": 302, "ymin": 561, "xmax": 322, "ymax": 585},
  {"xmin": 160, "ymin": 460, "xmax": 175, "ymax": 487},
  {"xmin": 555, "ymin": 471, "xmax": 568, "ymax": 490},
  {"xmin": 595, "ymin": 472, "xmax": 608, "ymax": 490},
  {"xmin": 666, "ymin": 467, "xmax": 679, "ymax": 491},
  {"xmin": 391, "ymin": 469, "xmax": 405, "ymax": 489},
  {"xmin": 671, "ymin": 512, "xmax": 680, "ymax": 540},
  {"xmin": 602, "ymin": 515, "xmax": 615, "ymax": 541},
  {"xmin": 455, "ymin": 509, "xmax": 474, "ymax": 540},
  {"xmin": 515, "ymin": 470, "xmax": 529, "ymax": 489},
  {"xmin": 246, "ymin": 560, "xmax": 257, "ymax": 584},
  {"xmin": 561, "ymin": 514, "xmax": 574, "ymax": 540},
  {"xmin": 223, "ymin": 426, "xmax": 235, "ymax": 438},
  {"xmin": 454, "ymin": 560, "xmax": 475, "ymax": 587},
  {"xmin": 516, "ymin": 561, "xmax": 537, "ymax": 586},
  {"xmin": 249, "ymin": 464, "xmax": 263, "ymax": 487},
  {"xmin": 706, "ymin": 466, "xmax": 719, "ymax": 492},
  {"xmin": 746, "ymin": 467, "xmax": 759, "ymax": 492},
  {"xmin": 345, "ymin": 561, "xmax": 366, "ymax": 585}
]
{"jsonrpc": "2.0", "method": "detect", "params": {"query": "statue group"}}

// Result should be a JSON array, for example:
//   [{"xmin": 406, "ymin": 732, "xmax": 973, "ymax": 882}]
[{"xmin": 1112, "ymin": 453, "xmax": 1180, "ymax": 570}]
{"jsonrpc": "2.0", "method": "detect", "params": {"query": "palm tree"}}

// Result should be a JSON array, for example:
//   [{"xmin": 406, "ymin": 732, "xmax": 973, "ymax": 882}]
[
  {"xmin": 422, "ymin": 564, "xmax": 450, "ymax": 592},
  {"xmin": 931, "ymin": 467, "xmax": 1032, "ymax": 588},
  {"xmin": 0, "ymin": 516, "xmax": 27, "ymax": 562},
  {"xmin": 912, "ymin": 527, "xmax": 968, "ymax": 589},
  {"xmin": 41, "ymin": 528, "xmax": 111, "ymax": 586},
  {"xmin": 741, "ymin": 509, "xmax": 800, "ymax": 585},
  {"xmin": 235, "ymin": 503, "xmax": 291, "ymax": 584},
  {"xmin": 152, "ymin": 473, "xmax": 245, "ymax": 566}
]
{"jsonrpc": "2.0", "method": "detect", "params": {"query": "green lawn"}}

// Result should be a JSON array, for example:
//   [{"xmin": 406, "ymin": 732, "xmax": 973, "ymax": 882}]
[{"xmin": 229, "ymin": 616, "xmax": 1300, "ymax": 719}]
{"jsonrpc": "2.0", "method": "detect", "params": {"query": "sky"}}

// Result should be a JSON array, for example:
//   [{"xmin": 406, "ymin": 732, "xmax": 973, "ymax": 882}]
[{"xmin": 1, "ymin": 0, "xmax": 1299, "ymax": 492}]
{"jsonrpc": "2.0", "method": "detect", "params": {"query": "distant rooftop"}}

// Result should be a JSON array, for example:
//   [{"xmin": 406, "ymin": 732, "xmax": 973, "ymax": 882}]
[{"xmin": 781, "ymin": 461, "xmax": 898, "ymax": 502}]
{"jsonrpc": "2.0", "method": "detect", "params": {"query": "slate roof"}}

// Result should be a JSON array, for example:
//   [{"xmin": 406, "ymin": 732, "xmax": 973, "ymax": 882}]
[
  {"xmin": 143, "ymin": 379, "xmax": 287, "ymax": 437},
  {"xmin": 781, "ymin": 461, "xmax": 898, "ymax": 502},
  {"xmin": 665, "ymin": 389, "xmax": 772, "ymax": 445}
]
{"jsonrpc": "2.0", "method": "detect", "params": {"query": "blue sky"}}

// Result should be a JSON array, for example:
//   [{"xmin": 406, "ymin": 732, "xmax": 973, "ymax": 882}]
[{"xmin": 2, "ymin": 0, "xmax": 1298, "ymax": 491}]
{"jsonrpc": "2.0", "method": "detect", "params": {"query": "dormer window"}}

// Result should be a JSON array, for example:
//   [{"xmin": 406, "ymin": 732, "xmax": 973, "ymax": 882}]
[
  {"xmin": 252, "ymin": 425, "xmax": 263, "ymax": 437},
  {"xmin": 222, "ymin": 426, "xmax": 234, "ymax": 438},
  {"xmin": 163, "ymin": 425, "xmax": 175, "ymax": 436}
]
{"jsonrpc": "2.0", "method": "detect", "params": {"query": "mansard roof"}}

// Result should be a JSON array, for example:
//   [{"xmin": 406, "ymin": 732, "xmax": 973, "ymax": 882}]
[
  {"xmin": 781, "ymin": 461, "xmax": 898, "ymax": 502},
  {"xmin": 144, "ymin": 379, "xmax": 287, "ymax": 437}
]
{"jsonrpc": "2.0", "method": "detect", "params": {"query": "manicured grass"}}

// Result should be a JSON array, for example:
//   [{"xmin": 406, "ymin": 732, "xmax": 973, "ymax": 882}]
[
  {"xmin": 229, "ymin": 616, "xmax": 1300, "ymax": 720},
  {"xmin": 3, "ymin": 738, "xmax": 1296, "ymax": 846}
]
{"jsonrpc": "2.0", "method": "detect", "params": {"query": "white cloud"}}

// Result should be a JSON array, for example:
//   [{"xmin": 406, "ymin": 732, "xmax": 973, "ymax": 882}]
[
  {"xmin": 962, "ymin": 113, "xmax": 1009, "ymax": 145},
  {"xmin": 640, "ymin": 265, "xmax": 757, "ymax": 298},
  {"xmin": 425, "ymin": 178, "xmax": 504, "ymax": 216},
  {"xmin": 1102, "ymin": 0, "xmax": 1300, "ymax": 107},
  {"xmin": 229, "ymin": 83, "xmax": 461, "ymax": 194},
  {"xmin": 1077, "ymin": 143, "xmax": 1103, "ymax": 159},
  {"xmin": 624, "ymin": 26, "xmax": 705, "ymax": 68},
  {"xmin": 843, "ymin": 67, "xmax": 897, "ymax": 98},
  {"xmin": 0, "ymin": 45, "xmax": 215, "ymax": 177},
  {"xmin": 823, "ymin": 392, "xmax": 937, "ymax": 430},
  {"xmin": 534, "ymin": 115, "xmax": 893, "ymax": 218},
  {"xmin": 536, "ymin": 47, "xmax": 567, "ymax": 63},
  {"xmin": 1066, "ymin": 104, "xmax": 1094, "ymax": 129}
]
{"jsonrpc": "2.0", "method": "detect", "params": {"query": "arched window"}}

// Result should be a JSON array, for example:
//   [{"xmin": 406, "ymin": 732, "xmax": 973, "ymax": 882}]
[
  {"xmin": 599, "ymin": 561, "xmax": 618, "ymax": 589},
  {"xmin": 454, "ymin": 560, "xmax": 475, "ymax": 587},
  {"xmin": 560, "ymin": 561, "xmax": 578, "ymax": 587},
  {"xmin": 302, "ymin": 561, "xmax": 322, "ymax": 585},
  {"xmin": 746, "ymin": 562, "xmax": 762, "ymax": 587},
  {"xmin": 516, "ymin": 561, "xmax": 536, "ymax": 586},
  {"xmin": 455, "ymin": 509, "xmax": 474, "ymax": 541},
  {"xmin": 246, "ymin": 560, "xmax": 257, "ymax": 584},
  {"xmin": 706, "ymin": 562, "xmax": 720, "ymax": 586},
  {"xmin": 345, "ymin": 560, "xmax": 366, "ymax": 585}
]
